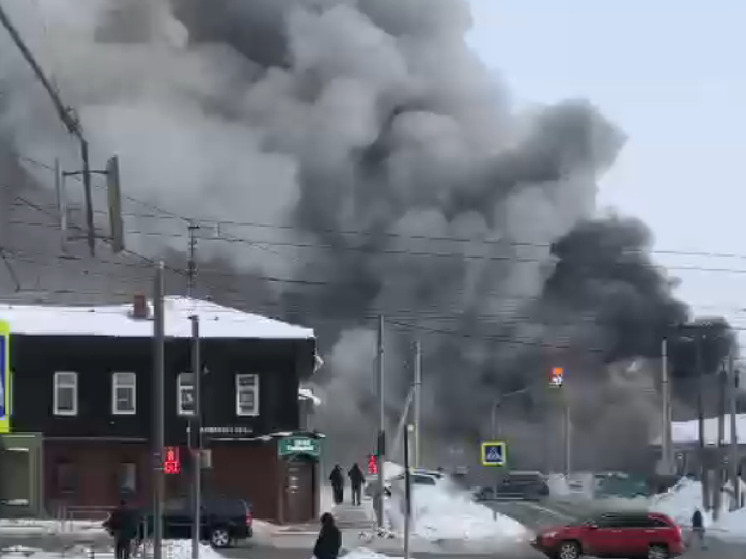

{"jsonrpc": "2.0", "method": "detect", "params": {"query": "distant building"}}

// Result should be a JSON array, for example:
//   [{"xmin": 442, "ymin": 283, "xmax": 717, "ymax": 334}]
[
  {"xmin": 651, "ymin": 415, "xmax": 746, "ymax": 479},
  {"xmin": 0, "ymin": 296, "xmax": 323, "ymax": 523}
]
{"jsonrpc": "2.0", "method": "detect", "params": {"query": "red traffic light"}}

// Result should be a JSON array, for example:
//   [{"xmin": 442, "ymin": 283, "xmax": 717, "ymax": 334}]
[
  {"xmin": 164, "ymin": 446, "xmax": 181, "ymax": 474},
  {"xmin": 367, "ymin": 454, "xmax": 378, "ymax": 475}
]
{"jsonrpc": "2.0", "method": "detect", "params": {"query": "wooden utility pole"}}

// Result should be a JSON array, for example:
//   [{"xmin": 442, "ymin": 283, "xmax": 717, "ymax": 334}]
[
  {"xmin": 714, "ymin": 363, "xmax": 727, "ymax": 519},
  {"xmin": 661, "ymin": 338, "xmax": 673, "ymax": 474}
]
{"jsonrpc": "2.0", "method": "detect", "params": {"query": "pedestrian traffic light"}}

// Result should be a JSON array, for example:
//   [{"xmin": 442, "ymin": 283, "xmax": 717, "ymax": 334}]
[
  {"xmin": 164, "ymin": 446, "xmax": 181, "ymax": 474},
  {"xmin": 367, "ymin": 454, "xmax": 378, "ymax": 475}
]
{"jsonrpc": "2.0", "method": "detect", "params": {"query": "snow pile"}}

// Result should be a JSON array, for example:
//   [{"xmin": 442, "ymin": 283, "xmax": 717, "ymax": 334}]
[
  {"xmin": 385, "ymin": 481, "xmax": 527, "ymax": 543},
  {"xmin": 0, "ymin": 518, "xmax": 104, "ymax": 535},
  {"xmin": 161, "ymin": 540, "xmax": 223, "ymax": 559},
  {"xmin": 341, "ymin": 548, "xmax": 402, "ymax": 559}
]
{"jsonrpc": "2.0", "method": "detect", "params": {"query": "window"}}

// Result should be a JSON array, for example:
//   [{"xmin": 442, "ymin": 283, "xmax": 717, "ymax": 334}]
[
  {"xmin": 235, "ymin": 374, "xmax": 259, "ymax": 417},
  {"xmin": 53, "ymin": 372, "xmax": 78, "ymax": 416},
  {"xmin": 112, "ymin": 372, "xmax": 137, "ymax": 415},
  {"xmin": 56, "ymin": 462, "xmax": 77, "ymax": 495},
  {"xmin": 119, "ymin": 463, "xmax": 137, "ymax": 495},
  {"xmin": 177, "ymin": 373, "xmax": 195, "ymax": 416}
]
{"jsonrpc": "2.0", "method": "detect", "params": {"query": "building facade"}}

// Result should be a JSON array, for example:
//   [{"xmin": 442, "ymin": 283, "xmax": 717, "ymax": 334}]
[{"xmin": 0, "ymin": 296, "xmax": 322, "ymax": 523}]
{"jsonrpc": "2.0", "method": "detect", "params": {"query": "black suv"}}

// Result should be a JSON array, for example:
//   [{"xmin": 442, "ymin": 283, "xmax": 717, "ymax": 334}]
[
  {"xmin": 474, "ymin": 471, "xmax": 549, "ymax": 501},
  {"xmin": 139, "ymin": 497, "xmax": 253, "ymax": 548}
]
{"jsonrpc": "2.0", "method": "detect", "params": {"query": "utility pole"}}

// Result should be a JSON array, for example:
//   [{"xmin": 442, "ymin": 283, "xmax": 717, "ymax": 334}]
[
  {"xmin": 714, "ymin": 362, "xmax": 727, "ymax": 520},
  {"xmin": 728, "ymin": 355, "xmax": 739, "ymax": 510},
  {"xmin": 695, "ymin": 334, "xmax": 709, "ymax": 511},
  {"xmin": 403, "ymin": 424, "xmax": 412, "ymax": 559},
  {"xmin": 375, "ymin": 315, "xmax": 386, "ymax": 530},
  {"xmin": 563, "ymin": 390, "xmax": 572, "ymax": 477},
  {"xmin": 187, "ymin": 221, "xmax": 200, "ymax": 298},
  {"xmin": 0, "ymin": 5, "xmax": 96, "ymax": 256},
  {"xmin": 661, "ymin": 338, "xmax": 673, "ymax": 475},
  {"xmin": 152, "ymin": 262, "xmax": 166, "ymax": 559},
  {"xmin": 490, "ymin": 399, "xmax": 500, "ymax": 503},
  {"xmin": 190, "ymin": 316, "xmax": 202, "ymax": 559},
  {"xmin": 413, "ymin": 340, "xmax": 422, "ymax": 469}
]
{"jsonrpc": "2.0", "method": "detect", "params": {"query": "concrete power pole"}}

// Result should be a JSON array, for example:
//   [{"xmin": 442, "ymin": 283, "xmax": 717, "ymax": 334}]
[
  {"xmin": 728, "ymin": 356, "xmax": 739, "ymax": 510},
  {"xmin": 190, "ymin": 316, "xmax": 202, "ymax": 559},
  {"xmin": 376, "ymin": 315, "xmax": 386, "ymax": 530},
  {"xmin": 661, "ymin": 338, "xmax": 673, "ymax": 475},
  {"xmin": 563, "ymin": 391, "xmax": 572, "ymax": 477},
  {"xmin": 152, "ymin": 262, "xmax": 166, "ymax": 559},
  {"xmin": 413, "ymin": 339, "xmax": 422, "ymax": 469},
  {"xmin": 714, "ymin": 363, "xmax": 727, "ymax": 520},
  {"xmin": 187, "ymin": 221, "xmax": 200, "ymax": 298},
  {"xmin": 695, "ymin": 335, "xmax": 709, "ymax": 511},
  {"xmin": 0, "ymin": 5, "xmax": 96, "ymax": 256}
]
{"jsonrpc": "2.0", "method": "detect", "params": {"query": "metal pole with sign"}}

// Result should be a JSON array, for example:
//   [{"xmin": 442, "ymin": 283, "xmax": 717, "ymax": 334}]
[{"xmin": 191, "ymin": 315, "xmax": 202, "ymax": 559}]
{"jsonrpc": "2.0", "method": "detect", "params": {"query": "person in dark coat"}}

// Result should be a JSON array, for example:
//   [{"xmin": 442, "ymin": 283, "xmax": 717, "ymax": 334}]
[
  {"xmin": 103, "ymin": 499, "xmax": 139, "ymax": 559},
  {"xmin": 313, "ymin": 512, "xmax": 341, "ymax": 559},
  {"xmin": 329, "ymin": 465, "xmax": 344, "ymax": 505},
  {"xmin": 690, "ymin": 508, "xmax": 706, "ymax": 549},
  {"xmin": 348, "ymin": 463, "xmax": 366, "ymax": 506}
]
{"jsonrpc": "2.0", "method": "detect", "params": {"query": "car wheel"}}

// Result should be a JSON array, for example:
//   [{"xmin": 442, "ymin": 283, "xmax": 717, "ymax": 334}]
[
  {"xmin": 210, "ymin": 527, "xmax": 231, "ymax": 548},
  {"xmin": 648, "ymin": 544, "xmax": 669, "ymax": 559},
  {"xmin": 558, "ymin": 540, "xmax": 581, "ymax": 559}
]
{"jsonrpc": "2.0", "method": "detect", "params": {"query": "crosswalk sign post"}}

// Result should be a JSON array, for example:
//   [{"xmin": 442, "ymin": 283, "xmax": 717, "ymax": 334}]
[{"xmin": 481, "ymin": 441, "xmax": 506, "ymax": 467}]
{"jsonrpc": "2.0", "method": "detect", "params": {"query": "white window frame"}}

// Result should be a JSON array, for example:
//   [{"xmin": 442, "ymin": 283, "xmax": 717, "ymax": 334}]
[
  {"xmin": 177, "ymin": 373, "xmax": 195, "ymax": 416},
  {"xmin": 111, "ymin": 372, "xmax": 137, "ymax": 415},
  {"xmin": 53, "ymin": 371, "xmax": 78, "ymax": 416},
  {"xmin": 235, "ymin": 374, "xmax": 259, "ymax": 417}
]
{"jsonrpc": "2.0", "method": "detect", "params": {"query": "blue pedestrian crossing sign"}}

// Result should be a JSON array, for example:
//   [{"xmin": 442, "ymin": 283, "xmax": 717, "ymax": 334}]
[{"xmin": 481, "ymin": 440, "xmax": 506, "ymax": 466}]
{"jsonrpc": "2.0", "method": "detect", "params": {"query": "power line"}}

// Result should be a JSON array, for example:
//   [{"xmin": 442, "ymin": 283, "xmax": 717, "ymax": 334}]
[{"xmin": 10, "ymin": 152, "xmax": 746, "ymax": 263}]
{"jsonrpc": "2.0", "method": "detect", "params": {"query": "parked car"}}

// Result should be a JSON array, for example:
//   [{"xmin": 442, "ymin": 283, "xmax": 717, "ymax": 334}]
[
  {"xmin": 138, "ymin": 497, "xmax": 253, "ymax": 548},
  {"xmin": 474, "ymin": 471, "xmax": 549, "ymax": 501},
  {"xmin": 531, "ymin": 511, "xmax": 683, "ymax": 559}
]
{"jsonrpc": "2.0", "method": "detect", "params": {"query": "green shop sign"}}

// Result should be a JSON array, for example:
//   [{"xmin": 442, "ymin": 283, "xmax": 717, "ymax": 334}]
[{"xmin": 278, "ymin": 436, "xmax": 321, "ymax": 458}]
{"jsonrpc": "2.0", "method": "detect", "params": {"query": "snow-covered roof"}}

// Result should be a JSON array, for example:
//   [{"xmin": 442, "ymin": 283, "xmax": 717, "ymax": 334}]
[
  {"xmin": 0, "ymin": 296, "xmax": 314, "ymax": 340},
  {"xmin": 651, "ymin": 414, "xmax": 746, "ymax": 446}
]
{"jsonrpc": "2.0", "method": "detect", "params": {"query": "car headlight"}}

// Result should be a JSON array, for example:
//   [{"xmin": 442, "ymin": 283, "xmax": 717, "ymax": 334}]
[{"xmin": 542, "ymin": 531, "xmax": 558, "ymax": 539}]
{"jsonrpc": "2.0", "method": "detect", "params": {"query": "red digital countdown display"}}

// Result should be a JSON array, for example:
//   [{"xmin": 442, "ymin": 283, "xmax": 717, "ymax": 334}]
[
  {"xmin": 164, "ymin": 446, "xmax": 181, "ymax": 474},
  {"xmin": 367, "ymin": 454, "xmax": 378, "ymax": 475}
]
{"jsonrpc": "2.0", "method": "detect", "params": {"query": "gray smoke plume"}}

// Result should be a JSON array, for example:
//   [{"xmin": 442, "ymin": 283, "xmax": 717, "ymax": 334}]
[{"xmin": 0, "ymin": 0, "xmax": 708, "ymax": 471}]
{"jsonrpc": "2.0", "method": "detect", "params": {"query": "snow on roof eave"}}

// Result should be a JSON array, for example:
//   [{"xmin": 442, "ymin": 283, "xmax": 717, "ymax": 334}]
[{"xmin": 0, "ymin": 296, "xmax": 315, "ymax": 340}]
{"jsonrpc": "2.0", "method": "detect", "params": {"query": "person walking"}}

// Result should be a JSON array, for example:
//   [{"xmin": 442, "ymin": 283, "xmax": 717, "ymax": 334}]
[
  {"xmin": 690, "ymin": 508, "xmax": 706, "ymax": 550},
  {"xmin": 329, "ymin": 464, "xmax": 344, "ymax": 505},
  {"xmin": 348, "ymin": 462, "xmax": 366, "ymax": 506},
  {"xmin": 313, "ymin": 512, "xmax": 342, "ymax": 559},
  {"xmin": 104, "ymin": 499, "xmax": 139, "ymax": 559}
]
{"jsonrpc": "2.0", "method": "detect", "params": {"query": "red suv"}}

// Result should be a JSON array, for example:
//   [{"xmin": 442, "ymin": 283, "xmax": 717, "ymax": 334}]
[{"xmin": 531, "ymin": 511, "xmax": 683, "ymax": 559}]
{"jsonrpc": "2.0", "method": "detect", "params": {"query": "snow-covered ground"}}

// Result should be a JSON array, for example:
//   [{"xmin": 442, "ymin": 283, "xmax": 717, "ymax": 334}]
[
  {"xmin": 0, "ymin": 540, "xmax": 222, "ymax": 559},
  {"xmin": 0, "ymin": 518, "xmax": 104, "ymax": 535},
  {"xmin": 382, "ymin": 462, "xmax": 528, "ymax": 545}
]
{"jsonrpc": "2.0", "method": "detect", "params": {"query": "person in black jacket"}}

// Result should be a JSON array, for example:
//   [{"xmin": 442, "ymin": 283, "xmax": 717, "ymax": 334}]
[
  {"xmin": 103, "ymin": 499, "xmax": 139, "ymax": 559},
  {"xmin": 313, "ymin": 512, "xmax": 341, "ymax": 559},
  {"xmin": 348, "ymin": 463, "xmax": 366, "ymax": 506},
  {"xmin": 690, "ymin": 508, "xmax": 706, "ymax": 549},
  {"xmin": 329, "ymin": 465, "xmax": 344, "ymax": 505}
]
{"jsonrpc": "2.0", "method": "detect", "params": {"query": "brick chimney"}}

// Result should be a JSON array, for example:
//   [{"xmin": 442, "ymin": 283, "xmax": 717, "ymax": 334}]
[{"xmin": 132, "ymin": 293, "xmax": 149, "ymax": 319}]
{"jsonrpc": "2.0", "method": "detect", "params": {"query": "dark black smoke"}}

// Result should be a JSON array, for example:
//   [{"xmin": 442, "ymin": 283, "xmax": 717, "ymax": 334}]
[{"xmin": 0, "ymin": 0, "xmax": 729, "ymax": 471}]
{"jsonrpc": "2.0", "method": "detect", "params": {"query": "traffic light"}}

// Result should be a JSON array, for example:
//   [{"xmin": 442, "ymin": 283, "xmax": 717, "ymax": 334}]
[
  {"xmin": 550, "ymin": 367, "xmax": 564, "ymax": 387},
  {"xmin": 164, "ymin": 446, "xmax": 181, "ymax": 474},
  {"xmin": 367, "ymin": 453, "xmax": 378, "ymax": 475}
]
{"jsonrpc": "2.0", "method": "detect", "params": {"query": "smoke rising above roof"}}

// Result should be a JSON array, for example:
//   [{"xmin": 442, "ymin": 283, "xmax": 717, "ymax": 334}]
[{"xmin": 0, "ymin": 0, "xmax": 726, "ymax": 468}]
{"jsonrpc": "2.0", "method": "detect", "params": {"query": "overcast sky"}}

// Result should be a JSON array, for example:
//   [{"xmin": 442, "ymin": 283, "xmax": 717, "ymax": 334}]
[{"xmin": 468, "ymin": 0, "xmax": 746, "ymax": 336}]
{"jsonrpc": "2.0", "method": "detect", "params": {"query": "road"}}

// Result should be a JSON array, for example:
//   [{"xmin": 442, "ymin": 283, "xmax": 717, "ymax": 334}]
[{"xmin": 2, "ymin": 501, "xmax": 745, "ymax": 559}]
